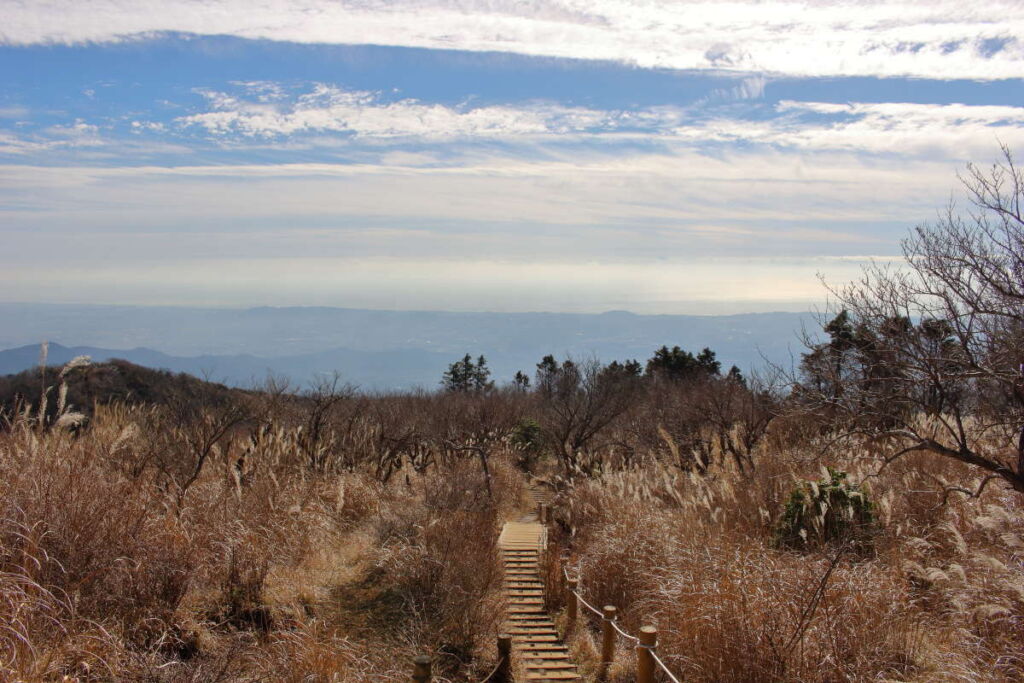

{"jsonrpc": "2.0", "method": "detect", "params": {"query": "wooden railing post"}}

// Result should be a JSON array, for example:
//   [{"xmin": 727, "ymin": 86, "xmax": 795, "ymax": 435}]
[
  {"xmin": 411, "ymin": 655, "xmax": 432, "ymax": 682},
  {"xmin": 496, "ymin": 634, "xmax": 512, "ymax": 683},
  {"xmin": 636, "ymin": 625, "xmax": 657, "ymax": 683},
  {"xmin": 566, "ymin": 577, "xmax": 578, "ymax": 631},
  {"xmin": 539, "ymin": 503, "xmax": 549, "ymax": 524},
  {"xmin": 600, "ymin": 605, "xmax": 617, "ymax": 673}
]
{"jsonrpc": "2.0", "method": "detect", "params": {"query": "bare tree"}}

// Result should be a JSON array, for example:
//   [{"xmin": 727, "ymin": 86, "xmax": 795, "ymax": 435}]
[
  {"xmin": 156, "ymin": 393, "xmax": 250, "ymax": 510},
  {"xmin": 297, "ymin": 373, "xmax": 357, "ymax": 473},
  {"xmin": 537, "ymin": 357, "xmax": 640, "ymax": 475},
  {"xmin": 435, "ymin": 388, "xmax": 520, "ymax": 497},
  {"xmin": 796, "ymin": 146, "xmax": 1024, "ymax": 496}
]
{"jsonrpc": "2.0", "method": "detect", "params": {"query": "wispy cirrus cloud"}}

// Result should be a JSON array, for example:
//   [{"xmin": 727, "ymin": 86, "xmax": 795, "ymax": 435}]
[
  {"xmin": 675, "ymin": 101, "xmax": 1024, "ymax": 156},
  {"xmin": 164, "ymin": 83, "xmax": 1024, "ymax": 159},
  {"xmin": 177, "ymin": 84, "xmax": 629, "ymax": 139},
  {"xmin": 0, "ymin": 119, "xmax": 105, "ymax": 155},
  {"xmin": 2, "ymin": 1, "xmax": 1022, "ymax": 80}
]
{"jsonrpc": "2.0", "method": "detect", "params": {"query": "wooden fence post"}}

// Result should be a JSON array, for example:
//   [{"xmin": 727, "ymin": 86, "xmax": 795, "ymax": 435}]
[
  {"xmin": 601, "ymin": 605, "xmax": 617, "ymax": 673},
  {"xmin": 496, "ymin": 634, "xmax": 512, "ymax": 683},
  {"xmin": 636, "ymin": 625, "xmax": 657, "ymax": 683},
  {"xmin": 411, "ymin": 655, "xmax": 432, "ymax": 682},
  {"xmin": 539, "ymin": 503, "xmax": 549, "ymax": 524},
  {"xmin": 566, "ymin": 577, "xmax": 578, "ymax": 631}
]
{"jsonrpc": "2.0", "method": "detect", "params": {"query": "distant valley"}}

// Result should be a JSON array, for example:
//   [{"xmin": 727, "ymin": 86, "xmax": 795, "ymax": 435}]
[{"xmin": 0, "ymin": 304, "xmax": 817, "ymax": 389}]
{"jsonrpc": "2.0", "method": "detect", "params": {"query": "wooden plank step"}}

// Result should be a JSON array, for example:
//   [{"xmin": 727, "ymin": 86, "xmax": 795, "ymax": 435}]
[
  {"xmin": 526, "ymin": 670, "xmax": 579, "ymax": 678},
  {"xmin": 516, "ymin": 643, "xmax": 569, "ymax": 651},
  {"xmin": 524, "ymin": 662, "xmax": 579, "ymax": 670},
  {"xmin": 507, "ymin": 618, "xmax": 554, "ymax": 625},
  {"xmin": 525, "ymin": 672, "xmax": 579, "ymax": 680},
  {"xmin": 508, "ymin": 628, "xmax": 559, "ymax": 635},
  {"xmin": 507, "ymin": 619, "xmax": 554, "ymax": 625}
]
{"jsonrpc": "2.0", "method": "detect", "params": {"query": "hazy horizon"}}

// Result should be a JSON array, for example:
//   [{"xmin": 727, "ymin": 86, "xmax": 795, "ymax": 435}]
[
  {"xmin": 0, "ymin": 298, "xmax": 821, "ymax": 316},
  {"xmin": 0, "ymin": 302, "xmax": 819, "ymax": 388}
]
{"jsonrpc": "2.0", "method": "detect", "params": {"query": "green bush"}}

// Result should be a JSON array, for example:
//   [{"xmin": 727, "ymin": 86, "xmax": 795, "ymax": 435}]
[
  {"xmin": 510, "ymin": 418, "xmax": 544, "ymax": 469},
  {"xmin": 775, "ymin": 467, "xmax": 875, "ymax": 552}
]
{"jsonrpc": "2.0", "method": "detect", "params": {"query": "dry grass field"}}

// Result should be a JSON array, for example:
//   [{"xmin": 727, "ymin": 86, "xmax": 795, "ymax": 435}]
[{"xmin": 2, "ymin": 351, "xmax": 1023, "ymax": 682}]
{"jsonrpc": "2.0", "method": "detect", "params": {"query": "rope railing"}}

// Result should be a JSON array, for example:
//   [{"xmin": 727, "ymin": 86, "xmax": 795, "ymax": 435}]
[
  {"xmin": 651, "ymin": 649, "xmax": 683, "ymax": 683},
  {"xmin": 610, "ymin": 618, "xmax": 640, "ymax": 643},
  {"xmin": 572, "ymin": 587, "xmax": 605, "ymax": 618},
  {"xmin": 562, "ymin": 562, "xmax": 684, "ymax": 683},
  {"xmin": 475, "ymin": 654, "xmax": 507, "ymax": 683}
]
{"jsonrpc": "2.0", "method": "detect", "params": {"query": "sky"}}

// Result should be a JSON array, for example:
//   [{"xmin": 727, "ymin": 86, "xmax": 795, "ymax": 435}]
[{"xmin": 1, "ymin": 0, "xmax": 1023, "ymax": 314}]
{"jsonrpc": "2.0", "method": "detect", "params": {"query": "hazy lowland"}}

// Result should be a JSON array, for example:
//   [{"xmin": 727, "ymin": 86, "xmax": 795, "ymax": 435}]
[
  {"xmin": 0, "ymin": 305, "xmax": 813, "ymax": 389},
  {"xmin": 2, "ymin": 152, "xmax": 1024, "ymax": 682}
]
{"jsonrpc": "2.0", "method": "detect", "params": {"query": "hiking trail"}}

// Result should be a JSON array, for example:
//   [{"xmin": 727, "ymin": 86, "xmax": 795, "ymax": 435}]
[{"xmin": 496, "ymin": 483, "xmax": 580, "ymax": 681}]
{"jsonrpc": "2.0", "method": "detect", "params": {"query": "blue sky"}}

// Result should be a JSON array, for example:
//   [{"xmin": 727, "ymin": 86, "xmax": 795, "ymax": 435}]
[{"xmin": 2, "ymin": 1, "xmax": 1023, "ymax": 313}]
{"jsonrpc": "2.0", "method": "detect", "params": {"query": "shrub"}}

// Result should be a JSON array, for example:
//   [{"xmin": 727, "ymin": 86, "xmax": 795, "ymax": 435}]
[
  {"xmin": 510, "ymin": 418, "xmax": 544, "ymax": 469},
  {"xmin": 775, "ymin": 467, "xmax": 875, "ymax": 551}
]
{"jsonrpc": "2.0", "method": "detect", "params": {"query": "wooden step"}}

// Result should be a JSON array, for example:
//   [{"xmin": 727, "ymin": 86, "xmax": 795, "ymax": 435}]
[
  {"xmin": 525, "ymin": 672, "xmax": 579, "ymax": 680},
  {"xmin": 525, "ymin": 661, "xmax": 578, "ymax": 669},
  {"xmin": 518, "ymin": 652, "xmax": 572, "ymax": 660},
  {"xmin": 516, "ymin": 642, "xmax": 569, "ymax": 652}
]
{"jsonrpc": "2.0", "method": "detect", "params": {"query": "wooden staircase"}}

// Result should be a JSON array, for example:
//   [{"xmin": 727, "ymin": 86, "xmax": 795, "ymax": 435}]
[{"xmin": 497, "ymin": 483, "xmax": 579, "ymax": 681}]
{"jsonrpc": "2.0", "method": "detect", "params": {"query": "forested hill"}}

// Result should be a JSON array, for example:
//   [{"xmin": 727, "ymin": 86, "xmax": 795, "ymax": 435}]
[{"xmin": 0, "ymin": 359, "xmax": 245, "ymax": 420}]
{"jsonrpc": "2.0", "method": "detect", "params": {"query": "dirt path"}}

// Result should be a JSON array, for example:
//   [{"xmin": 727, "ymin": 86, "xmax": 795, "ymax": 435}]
[{"xmin": 497, "ymin": 484, "xmax": 579, "ymax": 681}]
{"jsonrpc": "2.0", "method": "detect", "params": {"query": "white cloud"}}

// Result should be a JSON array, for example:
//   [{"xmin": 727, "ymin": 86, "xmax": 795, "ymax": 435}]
[
  {"xmin": 2, "ymin": 1, "xmax": 1023, "ymax": 80},
  {"xmin": 679, "ymin": 101, "xmax": 1024, "ymax": 156},
  {"xmin": 177, "ymin": 84, "xmax": 626, "ymax": 138},
  {"xmin": 0, "ymin": 254, "xmax": 863, "ymax": 312},
  {"xmin": 0, "ymin": 145, "xmax": 957, "ymax": 235},
  {"xmin": 168, "ymin": 85, "xmax": 1024, "ymax": 159},
  {"xmin": 45, "ymin": 120, "xmax": 102, "ymax": 142},
  {"xmin": 0, "ymin": 106, "xmax": 30, "ymax": 119},
  {"xmin": 0, "ymin": 119, "xmax": 105, "ymax": 154}
]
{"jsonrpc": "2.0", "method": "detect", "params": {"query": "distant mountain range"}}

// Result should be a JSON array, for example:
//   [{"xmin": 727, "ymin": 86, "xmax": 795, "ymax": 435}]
[{"xmin": 0, "ymin": 303, "xmax": 818, "ymax": 389}]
